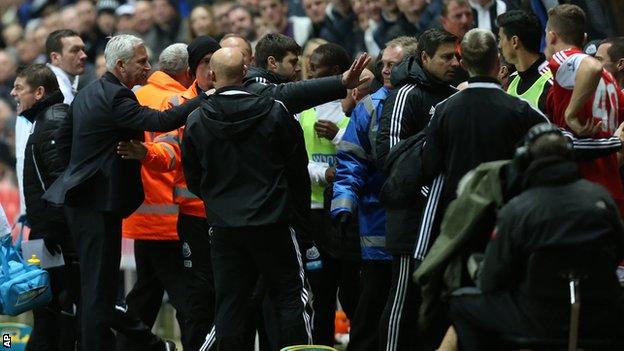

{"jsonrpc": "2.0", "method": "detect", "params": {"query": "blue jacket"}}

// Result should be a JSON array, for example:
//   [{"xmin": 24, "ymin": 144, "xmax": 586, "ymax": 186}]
[{"xmin": 331, "ymin": 87, "xmax": 392, "ymax": 261}]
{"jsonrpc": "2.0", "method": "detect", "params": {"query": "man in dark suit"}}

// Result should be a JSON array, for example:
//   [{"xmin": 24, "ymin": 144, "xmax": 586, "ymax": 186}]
[{"xmin": 44, "ymin": 34, "xmax": 204, "ymax": 351}]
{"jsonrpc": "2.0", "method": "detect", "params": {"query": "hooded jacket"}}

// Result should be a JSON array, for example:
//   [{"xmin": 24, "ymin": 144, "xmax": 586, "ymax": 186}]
[
  {"xmin": 375, "ymin": 57, "xmax": 457, "ymax": 255},
  {"xmin": 181, "ymin": 86, "xmax": 310, "ymax": 229}
]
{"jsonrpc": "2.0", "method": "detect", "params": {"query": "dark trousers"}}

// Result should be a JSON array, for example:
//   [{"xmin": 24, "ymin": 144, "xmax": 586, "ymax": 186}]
[
  {"xmin": 211, "ymin": 224, "xmax": 313, "ymax": 350},
  {"xmin": 65, "ymin": 206, "xmax": 164, "ymax": 351},
  {"xmin": 177, "ymin": 213, "xmax": 216, "ymax": 351},
  {"xmin": 306, "ymin": 252, "xmax": 360, "ymax": 346},
  {"xmin": 116, "ymin": 240, "xmax": 191, "ymax": 350},
  {"xmin": 347, "ymin": 260, "xmax": 392, "ymax": 351},
  {"xmin": 26, "ymin": 261, "xmax": 80, "ymax": 351},
  {"xmin": 379, "ymin": 254, "xmax": 423, "ymax": 351}
]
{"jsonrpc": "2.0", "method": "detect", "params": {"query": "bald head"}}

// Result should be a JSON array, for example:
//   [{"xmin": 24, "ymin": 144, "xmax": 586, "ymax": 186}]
[
  {"xmin": 220, "ymin": 35, "xmax": 253, "ymax": 65},
  {"xmin": 210, "ymin": 47, "xmax": 247, "ymax": 89}
]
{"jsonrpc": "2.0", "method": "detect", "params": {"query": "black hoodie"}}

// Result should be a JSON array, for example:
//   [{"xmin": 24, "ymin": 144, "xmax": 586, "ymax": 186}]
[
  {"xmin": 181, "ymin": 86, "xmax": 310, "ymax": 230},
  {"xmin": 376, "ymin": 56, "xmax": 457, "ymax": 167}
]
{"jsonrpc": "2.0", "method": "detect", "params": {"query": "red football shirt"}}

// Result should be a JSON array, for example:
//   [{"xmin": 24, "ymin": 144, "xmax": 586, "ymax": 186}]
[{"xmin": 547, "ymin": 48, "xmax": 624, "ymax": 207}]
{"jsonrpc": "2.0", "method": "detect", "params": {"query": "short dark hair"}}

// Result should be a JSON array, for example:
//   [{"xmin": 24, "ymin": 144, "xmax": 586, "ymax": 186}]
[
  {"xmin": 547, "ymin": 4, "xmax": 586, "ymax": 48},
  {"xmin": 461, "ymin": 28, "xmax": 498, "ymax": 76},
  {"xmin": 45, "ymin": 29, "xmax": 80, "ymax": 58},
  {"xmin": 417, "ymin": 28, "xmax": 457, "ymax": 64},
  {"xmin": 254, "ymin": 33, "xmax": 301, "ymax": 69},
  {"xmin": 311, "ymin": 43, "xmax": 351, "ymax": 72},
  {"xmin": 602, "ymin": 37, "xmax": 624, "ymax": 62},
  {"xmin": 529, "ymin": 133, "xmax": 572, "ymax": 160},
  {"xmin": 16, "ymin": 64, "xmax": 59, "ymax": 94},
  {"xmin": 497, "ymin": 10, "xmax": 542, "ymax": 54}
]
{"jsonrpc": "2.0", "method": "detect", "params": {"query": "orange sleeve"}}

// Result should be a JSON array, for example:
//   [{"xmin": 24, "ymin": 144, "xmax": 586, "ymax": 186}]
[{"xmin": 142, "ymin": 130, "xmax": 182, "ymax": 172}]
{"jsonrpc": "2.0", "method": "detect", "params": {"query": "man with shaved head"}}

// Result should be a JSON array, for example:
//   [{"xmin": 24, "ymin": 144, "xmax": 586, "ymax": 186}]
[{"xmin": 181, "ymin": 47, "xmax": 314, "ymax": 349}]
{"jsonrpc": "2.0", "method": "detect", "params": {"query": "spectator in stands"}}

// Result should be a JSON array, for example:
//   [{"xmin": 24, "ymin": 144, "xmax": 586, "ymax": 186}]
[
  {"xmin": 188, "ymin": 5, "xmax": 219, "ymax": 40},
  {"xmin": 213, "ymin": 0, "xmax": 235, "ymax": 37},
  {"xmin": 45, "ymin": 29, "xmax": 87, "ymax": 104},
  {"xmin": 17, "ymin": 63, "xmax": 79, "ymax": 351},
  {"xmin": 303, "ymin": 0, "xmax": 328, "ymax": 38},
  {"xmin": 441, "ymin": 0, "xmax": 474, "ymax": 40},
  {"xmin": 151, "ymin": 0, "xmax": 189, "ymax": 58},
  {"xmin": 260, "ymin": 0, "xmax": 313, "ymax": 46},
  {"xmin": 228, "ymin": 6, "xmax": 258, "ymax": 44},
  {"xmin": 497, "ymin": 10, "xmax": 552, "ymax": 112},
  {"xmin": 449, "ymin": 124, "xmax": 624, "ymax": 350},
  {"xmin": 321, "ymin": 0, "xmax": 366, "ymax": 58},
  {"xmin": 469, "ymin": 0, "xmax": 508, "ymax": 33},
  {"xmin": 596, "ymin": 37, "xmax": 624, "ymax": 89}
]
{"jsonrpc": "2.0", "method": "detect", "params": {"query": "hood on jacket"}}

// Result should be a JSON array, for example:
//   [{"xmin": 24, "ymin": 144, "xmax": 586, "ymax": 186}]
[
  {"xmin": 245, "ymin": 66, "xmax": 291, "ymax": 85},
  {"xmin": 22, "ymin": 90, "xmax": 64, "ymax": 122},
  {"xmin": 199, "ymin": 87, "xmax": 277, "ymax": 140},
  {"xmin": 390, "ymin": 56, "xmax": 453, "ymax": 91}
]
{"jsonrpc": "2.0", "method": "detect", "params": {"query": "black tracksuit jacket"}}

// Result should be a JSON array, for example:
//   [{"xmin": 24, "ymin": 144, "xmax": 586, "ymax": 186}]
[{"xmin": 181, "ymin": 86, "xmax": 310, "ymax": 232}]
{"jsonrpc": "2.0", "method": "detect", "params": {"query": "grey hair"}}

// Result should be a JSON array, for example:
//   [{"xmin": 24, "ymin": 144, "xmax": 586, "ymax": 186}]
[
  {"xmin": 104, "ymin": 34, "xmax": 144, "ymax": 71},
  {"xmin": 158, "ymin": 43, "xmax": 189, "ymax": 76}
]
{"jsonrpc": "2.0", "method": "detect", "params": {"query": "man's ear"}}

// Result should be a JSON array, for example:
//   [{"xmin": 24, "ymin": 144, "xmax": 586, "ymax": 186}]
[
  {"xmin": 33, "ymin": 86, "xmax": 45, "ymax": 101},
  {"xmin": 267, "ymin": 56, "xmax": 277, "ymax": 70}
]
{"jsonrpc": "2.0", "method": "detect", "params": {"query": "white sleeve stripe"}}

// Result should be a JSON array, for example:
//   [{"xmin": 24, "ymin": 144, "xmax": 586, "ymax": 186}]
[
  {"xmin": 389, "ymin": 84, "xmax": 415, "ymax": 148},
  {"xmin": 413, "ymin": 174, "xmax": 444, "ymax": 261}
]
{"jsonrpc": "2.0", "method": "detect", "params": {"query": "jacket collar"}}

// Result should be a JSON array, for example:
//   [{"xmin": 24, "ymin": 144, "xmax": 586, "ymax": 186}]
[
  {"xmin": 21, "ymin": 90, "xmax": 65, "ymax": 123},
  {"xmin": 522, "ymin": 156, "xmax": 580, "ymax": 189},
  {"xmin": 146, "ymin": 71, "xmax": 186, "ymax": 92}
]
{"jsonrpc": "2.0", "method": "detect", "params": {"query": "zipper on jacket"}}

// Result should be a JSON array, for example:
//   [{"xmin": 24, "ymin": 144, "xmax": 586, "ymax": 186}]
[{"xmin": 31, "ymin": 145, "xmax": 47, "ymax": 191}]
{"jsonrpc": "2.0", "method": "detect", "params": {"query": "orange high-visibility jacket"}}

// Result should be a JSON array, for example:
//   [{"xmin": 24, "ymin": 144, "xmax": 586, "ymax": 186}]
[
  {"xmin": 141, "ymin": 82, "xmax": 206, "ymax": 218},
  {"xmin": 122, "ymin": 71, "xmax": 187, "ymax": 240}
]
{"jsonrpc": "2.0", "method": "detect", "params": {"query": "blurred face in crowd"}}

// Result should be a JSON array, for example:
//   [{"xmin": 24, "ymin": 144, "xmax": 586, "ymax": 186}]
[
  {"xmin": 596, "ymin": 43, "xmax": 624, "ymax": 83},
  {"xmin": 98, "ymin": 12, "xmax": 117, "ymax": 35},
  {"xmin": 76, "ymin": 0, "xmax": 97, "ymax": 34},
  {"xmin": 397, "ymin": 0, "xmax": 428, "ymax": 18},
  {"xmin": 51, "ymin": 36, "xmax": 87, "ymax": 76},
  {"xmin": 364, "ymin": 0, "xmax": 381, "ymax": 21},
  {"xmin": 213, "ymin": 2, "xmax": 234, "ymax": 34},
  {"xmin": 11, "ymin": 77, "xmax": 44, "ymax": 114},
  {"xmin": 422, "ymin": 42, "xmax": 459, "ymax": 82},
  {"xmin": 441, "ymin": 0, "xmax": 473, "ymax": 39},
  {"xmin": 497, "ymin": 27, "xmax": 516, "ymax": 65},
  {"xmin": 134, "ymin": 1, "xmax": 154, "ymax": 34},
  {"xmin": 270, "ymin": 52, "xmax": 300, "ymax": 82},
  {"xmin": 303, "ymin": 0, "xmax": 327, "ymax": 24},
  {"xmin": 229, "ymin": 8, "xmax": 255, "ymax": 40},
  {"xmin": 0, "ymin": 51, "xmax": 17, "ymax": 84},
  {"xmin": 117, "ymin": 14, "xmax": 135, "ymax": 33},
  {"xmin": 308, "ymin": 53, "xmax": 339, "ymax": 79},
  {"xmin": 190, "ymin": 6, "xmax": 215, "ymax": 37},
  {"xmin": 119, "ymin": 44, "xmax": 151, "ymax": 87},
  {"xmin": 260, "ymin": 0, "xmax": 288, "ymax": 30},
  {"xmin": 95, "ymin": 54, "xmax": 107, "ymax": 78},
  {"xmin": 381, "ymin": 45, "xmax": 404, "ymax": 88},
  {"xmin": 220, "ymin": 37, "xmax": 253, "ymax": 65},
  {"xmin": 195, "ymin": 53, "xmax": 214, "ymax": 91},
  {"xmin": 60, "ymin": 6, "xmax": 81, "ymax": 33},
  {"xmin": 2, "ymin": 23, "xmax": 24, "ymax": 48},
  {"xmin": 154, "ymin": 0, "xmax": 177, "ymax": 26}
]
